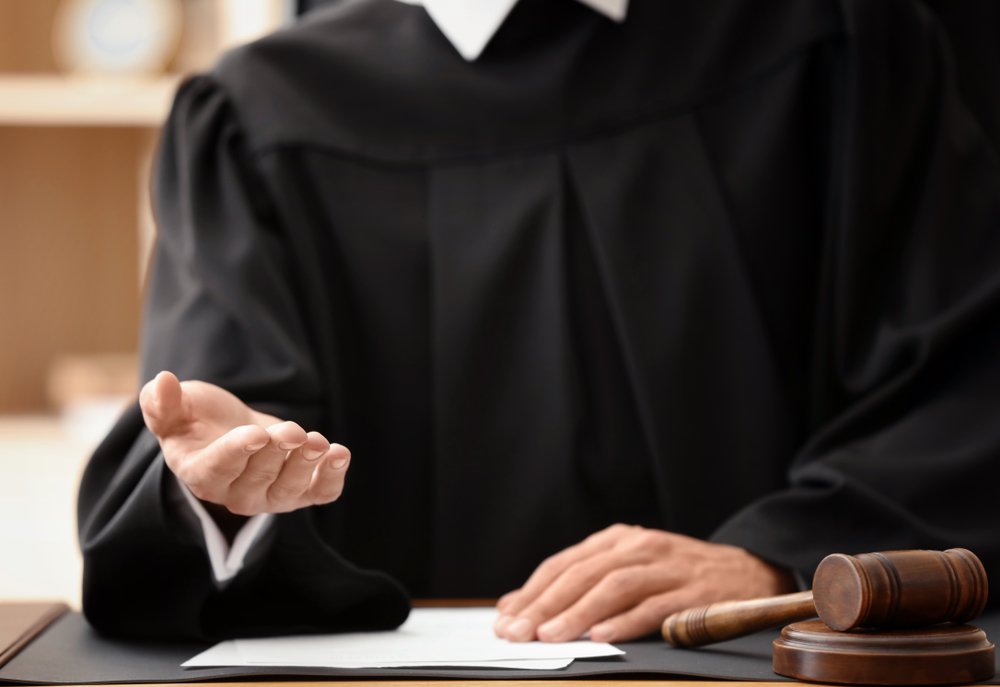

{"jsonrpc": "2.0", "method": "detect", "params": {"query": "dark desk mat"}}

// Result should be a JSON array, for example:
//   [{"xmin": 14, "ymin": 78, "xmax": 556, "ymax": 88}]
[{"xmin": 2, "ymin": 611, "xmax": 999, "ymax": 684}]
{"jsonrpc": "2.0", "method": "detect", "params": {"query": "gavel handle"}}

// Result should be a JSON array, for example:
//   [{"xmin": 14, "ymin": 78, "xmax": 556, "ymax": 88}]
[{"xmin": 662, "ymin": 590, "xmax": 816, "ymax": 647}]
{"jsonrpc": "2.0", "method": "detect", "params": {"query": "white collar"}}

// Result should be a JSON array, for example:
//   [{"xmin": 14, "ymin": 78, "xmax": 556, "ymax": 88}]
[{"xmin": 394, "ymin": 0, "xmax": 629, "ymax": 61}]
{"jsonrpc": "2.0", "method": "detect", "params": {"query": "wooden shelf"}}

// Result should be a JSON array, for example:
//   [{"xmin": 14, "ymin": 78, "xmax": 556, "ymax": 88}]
[
  {"xmin": 0, "ymin": 0, "xmax": 289, "ymax": 411},
  {"xmin": 0, "ymin": 74, "xmax": 182, "ymax": 127}
]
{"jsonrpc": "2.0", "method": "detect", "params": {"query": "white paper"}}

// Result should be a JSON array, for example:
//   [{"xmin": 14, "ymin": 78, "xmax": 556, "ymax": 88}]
[{"xmin": 183, "ymin": 607, "xmax": 624, "ymax": 670}]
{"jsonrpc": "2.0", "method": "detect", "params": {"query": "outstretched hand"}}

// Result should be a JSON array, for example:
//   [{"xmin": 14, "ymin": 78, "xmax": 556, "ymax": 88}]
[
  {"xmin": 140, "ymin": 371, "xmax": 350, "ymax": 516},
  {"xmin": 494, "ymin": 524, "xmax": 795, "ymax": 643}
]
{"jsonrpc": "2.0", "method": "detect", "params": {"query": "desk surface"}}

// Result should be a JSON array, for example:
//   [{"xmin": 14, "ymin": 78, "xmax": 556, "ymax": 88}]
[
  {"xmin": 65, "ymin": 683, "xmax": 791, "ymax": 687},
  {"xmin": 1, "ymin": 602, "xmax": 996, "ymax": 686}
]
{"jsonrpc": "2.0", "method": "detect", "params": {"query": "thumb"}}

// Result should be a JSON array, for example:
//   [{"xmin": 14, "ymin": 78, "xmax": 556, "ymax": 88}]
[{"xmin": 139, "ymin": 370, "xmax": 188, "ymax": 439}]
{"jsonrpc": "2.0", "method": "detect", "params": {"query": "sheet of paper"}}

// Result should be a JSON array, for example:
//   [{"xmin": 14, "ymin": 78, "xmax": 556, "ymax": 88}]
[{"xmin": 183, "ymin": 607, "xmax": 624, "ymax": 670}]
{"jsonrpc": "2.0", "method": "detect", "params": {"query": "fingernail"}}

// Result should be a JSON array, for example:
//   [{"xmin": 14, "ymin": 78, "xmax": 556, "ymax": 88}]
[
  {"xmin": 507, "ymin": 617, "xmax": 533, "ymax": 642},
  {"xmin": 278, "ymin": 441, "xmax": 299, "ymax": 450},
  {"xmin": 303, "ymin": 448, "xmax": 325, "ymax": 461},
  {"xmin": 331, "ymin": 456, "xmax": 350, "ymax": 469},
  {"xmin": 245, "ymin": 442, "xmax": 266, "ymax": 452},
  {"xmin": 538, "ymin": 617, "xmax": 567, "ymax": 641},
  {"xmin": 590, "ymin": 623, "xmax": 616, "ymax": 643}
]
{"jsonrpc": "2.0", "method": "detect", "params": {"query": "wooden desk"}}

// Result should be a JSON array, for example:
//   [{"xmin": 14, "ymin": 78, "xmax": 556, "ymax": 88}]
[{"xmin": 65, "ymin": 682, "xmax": 794, "ymax": 687}]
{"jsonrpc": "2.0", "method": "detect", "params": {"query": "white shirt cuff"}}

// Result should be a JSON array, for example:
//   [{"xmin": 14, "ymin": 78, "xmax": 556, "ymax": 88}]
[{"xmin": 175, "ymin": 475, "xmax": 274, "ymax": 583}]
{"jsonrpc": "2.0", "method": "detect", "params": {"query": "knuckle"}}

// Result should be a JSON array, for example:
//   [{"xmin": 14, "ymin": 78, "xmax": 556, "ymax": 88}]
[
  {"xmin": 274, "ymin": 420, "xmax": 306, "ymax": 439},
  {"xmin": 243, "ymin": 466, "xmax": 282, "ymax": 485},
  {"xmin": 634, "ymin": 529, "xmax": 662, "ymax": 549},
  {"xmin": 525, "ymin": 605, "xmax": 557, "ymax": 624},
  {"xmin": 306, "ymin": 431, "xmax": 330, "ymax": 451},
  {"xmin": 603, "ymin": 567, "xmax": 642, "ymax": 595},
  {"xmin": 624, "ymin": 528, "xmax": 671, "ymax": 557},
  {"xmin": 642, "ymin": 593, "xmax": 683, "ymax": 620},
  {"xmin": 498, "ymin": 590, "xmax": 522, "ymax": 609},
  {"xmin": 536, "ymin": 553, "xmax": 564, "ymax": 576},
  {"xmin": 584, "ymin": 530, "xmax": 609, "ymax": 546},
  {"xmin": 608, "ymin": 523, "xmax": 634, "ymax": 537},
  {"xmin": 267, "ymin": 481, "xmax": 306, "ymax": 502},
  {"xmin": 513, "ymin": 597, "xmax": 553, "ymax": 623},
  {"xmin": 563, "ymin": 559, "xmax": 606, "ymax": 588}
]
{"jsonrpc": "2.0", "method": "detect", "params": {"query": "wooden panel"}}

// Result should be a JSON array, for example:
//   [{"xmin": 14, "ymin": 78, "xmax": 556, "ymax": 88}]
[
  {"xmin": 0, "ymin": 75, "xmax": 180, "ymax": 127},
  {"xmin": 0, "ymin": 0, "xmax": 61, "ymax": 73},
  {"xmin": 0, "ymin": 601, "xmax": 68, "ymax": 669},
  {"xmin": 55, "ymin": 682, "xmax": 794, "ymax": 687},
  {"xmin": 0, "ymin": 127, "xmax": 143, "ymax": 412},
  {"xmin": 0, "ymin": 0, "xmax": 226, "ymax": 77}
]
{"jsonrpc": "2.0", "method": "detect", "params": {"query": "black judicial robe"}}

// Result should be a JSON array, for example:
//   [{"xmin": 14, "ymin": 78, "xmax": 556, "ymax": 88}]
[{"xmin": 78, "ymin": 0, "xmax": 1000, "ymax": 640}]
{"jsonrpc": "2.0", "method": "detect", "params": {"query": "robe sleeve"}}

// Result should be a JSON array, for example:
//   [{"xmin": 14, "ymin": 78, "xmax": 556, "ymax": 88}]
[
  {"xmin": 711, "ymin": 1, "xmax": 1000, "ymax": 585},
  {"xmin": 77, "ymin": 75, "xmax": 409, "ymax": 640}
]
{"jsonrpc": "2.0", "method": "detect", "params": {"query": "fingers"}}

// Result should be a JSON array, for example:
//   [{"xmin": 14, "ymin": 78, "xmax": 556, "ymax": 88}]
[
  {"xmin": 227, "ymin": 421, "xmax": 308, "ymax": 514},
  {"xmin": 265, "ymin": 431, "xmax": 330, "ymax": 505},
  {"xmin": 307, "ymin": 443, "xmax": 351, "ymax": 504},
  {"xmin": 176, "ymin": 423, "xmax": 269, "ymax": 501},
  {"xmin": 499, "ymin": 554, "xmax": 636, "ymax": 641},
  {"xmin": 499, "ymin": 556, "xmax": 678, "ymax": 643},
  {"xmin": 497, "ymin": 528, "xmax": 796, "ymax": 646},
  {"xmin": 589, "ymin": 590, "xmax": 695, "ymax": 643},
  {"xmin": 139, "ymin": 371, "xmax": 187, "ymax": 438},
  {"xmin": 498, "ymin": 524, "xmax": 635, "ymax": 615},
  {"xmin": 176, "ymin": 416, "xmax": 349, "ymax": 516},
  {"xmin": 535, "ymin": 565, "xmax": 680, "ymax": 642},
  {"xmin": 140, "ymin": 372, "xmax": 351, "ymax": 517},
  {"xmin": 495, "ymin": 524, "xmax": 641, "ymax": 640},
  {"xmin": 218, "ymin": 425, "xmax": 350, "ymax": 515}
]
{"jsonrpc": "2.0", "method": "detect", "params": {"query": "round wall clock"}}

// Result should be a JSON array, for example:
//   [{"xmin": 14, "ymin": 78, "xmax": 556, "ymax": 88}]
[{"xmin": 53, "ymin": 0, "xmax": 182, "ymax": 75}]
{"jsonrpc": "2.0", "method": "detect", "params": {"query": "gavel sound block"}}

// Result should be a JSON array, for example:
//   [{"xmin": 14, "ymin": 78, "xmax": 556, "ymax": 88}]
[{"xmin": 662, "ymin": 549, "xmax": 994, "ymax": 685}]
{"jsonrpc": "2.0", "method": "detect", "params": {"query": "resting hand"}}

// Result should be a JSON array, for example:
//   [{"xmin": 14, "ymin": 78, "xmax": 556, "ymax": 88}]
[
  {"xmin": 139, "ymin": 371, "xmax": 350, "ymax": 517},
  {"xmin": 494, "ymin": 524, "xmax": 795, "ymax": 643}
]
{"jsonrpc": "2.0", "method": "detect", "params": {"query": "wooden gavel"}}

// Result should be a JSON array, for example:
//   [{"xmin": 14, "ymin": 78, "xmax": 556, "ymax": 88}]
[{"xmin": 662, "ymin": 548, "xmax": 989, "ymax": 647}]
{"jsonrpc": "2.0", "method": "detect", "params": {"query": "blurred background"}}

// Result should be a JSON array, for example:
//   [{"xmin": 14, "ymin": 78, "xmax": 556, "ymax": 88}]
[{"xmin": 0, "ymin": 0, "xmax": 318, "ymax": 608}]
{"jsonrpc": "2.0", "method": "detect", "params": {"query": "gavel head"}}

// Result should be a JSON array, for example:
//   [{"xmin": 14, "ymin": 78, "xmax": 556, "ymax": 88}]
[{"xmin": 813, "ymin": 548, "xmax": 989, "ymax": 631}]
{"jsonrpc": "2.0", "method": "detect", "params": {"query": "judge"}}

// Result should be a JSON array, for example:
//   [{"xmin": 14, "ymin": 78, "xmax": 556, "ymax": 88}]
[{"xmin": 78, "ymin": 0, "xmax": 1000, "ymax": 642}]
